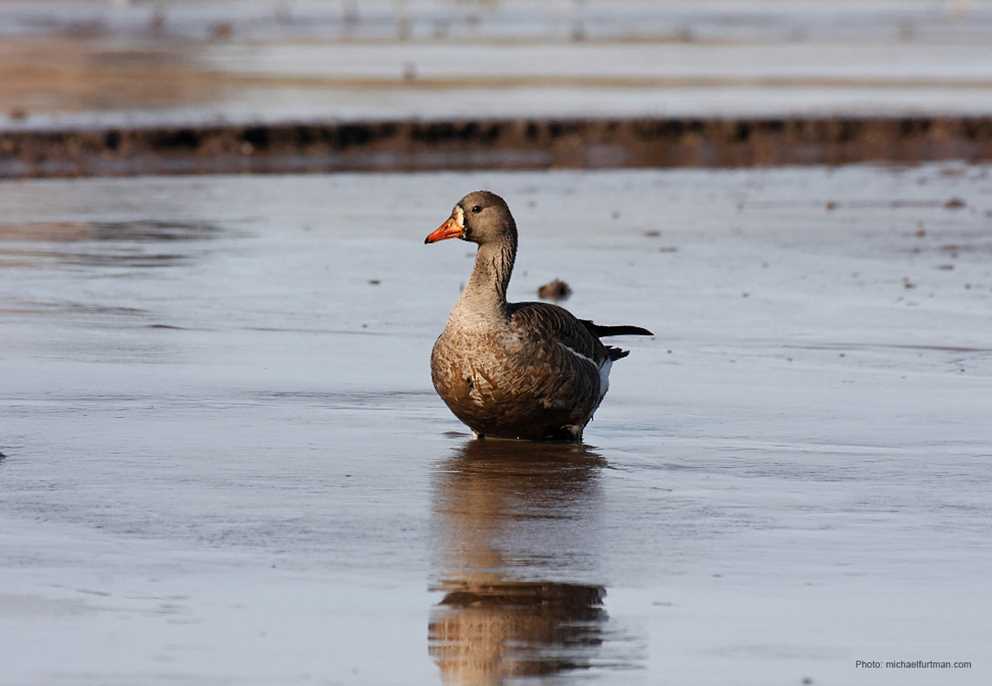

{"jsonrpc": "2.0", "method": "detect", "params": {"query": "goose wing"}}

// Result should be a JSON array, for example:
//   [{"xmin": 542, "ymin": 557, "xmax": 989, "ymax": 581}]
[{"xmin": 507, "ymin": 301, "xmax": 610, "ymax": 367}]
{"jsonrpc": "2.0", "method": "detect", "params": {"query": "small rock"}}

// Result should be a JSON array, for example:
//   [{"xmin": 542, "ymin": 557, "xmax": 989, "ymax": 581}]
[
  {"xmin": 914, "ymin": 225, "xmax": 926, "ymax": 238},
  {"xmin": 825, "ymin": 201, "xmax": 838, "ymax": 211},
  {"xmin": 210, "ymin": 22, "xmax": 233, "ymax": 40},
  {"xmin": 537, "ymin": 278, "xmax": 572, "ymax": 301},
  {"xmin": 944, "ymin": 197, "xmax": 966, "ymax": 209},
  {"xmin": 937, "ymin": 264, "xmax": 955, "ymax": 271},
  {"xmin": 643, "ymin": 229, "xmax": 661, "ymax": 237},
  {"xmin": 368, "ymin": 279, "xmax": 381, "ymax": 285},
  {"xmin": 902, "ymin": 277, "xmax": 916, "ymax": 289},
  {"xmin": 149, "ymin": 11, "xmax": 165, "ymax": 33}
]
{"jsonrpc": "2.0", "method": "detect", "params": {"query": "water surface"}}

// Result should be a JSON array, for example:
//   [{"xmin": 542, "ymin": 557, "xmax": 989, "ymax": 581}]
[{"xmin": 2, "ymin": 166, "xmax": 991, "ymax": 684}]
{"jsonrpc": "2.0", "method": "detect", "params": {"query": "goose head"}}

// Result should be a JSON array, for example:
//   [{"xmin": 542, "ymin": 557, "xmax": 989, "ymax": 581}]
[{"xmin": 424, "ymin": 191, "xmax": 516, "ymax": 246}]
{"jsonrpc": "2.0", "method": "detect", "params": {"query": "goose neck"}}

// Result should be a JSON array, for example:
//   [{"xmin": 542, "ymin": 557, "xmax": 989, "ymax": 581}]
[{"xmin": 455, "ymin": 236, "xmax": 516, "ymax": 319}]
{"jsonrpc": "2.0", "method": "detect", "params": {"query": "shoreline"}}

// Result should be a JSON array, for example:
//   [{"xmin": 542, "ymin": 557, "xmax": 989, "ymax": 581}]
[{"xmin": 4, "ymin": 114, "xmax": 991, "ymax": 179}]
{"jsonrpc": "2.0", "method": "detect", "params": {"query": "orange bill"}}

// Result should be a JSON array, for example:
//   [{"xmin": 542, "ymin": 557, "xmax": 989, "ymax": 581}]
[{"xmin": 424, "ymin": 214, "xmax": 464, "ymax": 244}]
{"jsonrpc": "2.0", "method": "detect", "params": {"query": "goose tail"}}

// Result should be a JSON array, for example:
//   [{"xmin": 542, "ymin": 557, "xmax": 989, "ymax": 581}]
[{"xmin": 581, "ymin": 320, "xmax": 654, "ymax": 338}]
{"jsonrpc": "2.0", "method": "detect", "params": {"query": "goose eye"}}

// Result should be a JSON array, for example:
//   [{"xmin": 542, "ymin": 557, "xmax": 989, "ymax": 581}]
[{"xmin": 471, "ymin": 205, "xmax": 482, "ymax": 214}]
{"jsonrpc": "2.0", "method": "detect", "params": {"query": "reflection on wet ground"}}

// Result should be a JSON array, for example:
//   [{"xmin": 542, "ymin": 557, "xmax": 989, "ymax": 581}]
[
  {"xmin": 0, "ymin": 219, "xmax": 224, "ymax": 270},
  {"xmin": 430, "ymin": 440, "xmax": 642, "ymax": 683},
  {"xmin": 0, "ymin": 219, "xmax": 224, "ymax": 243},
  {"xmin": 430, "ymin": 580, "xmax": 609, "ymax": 683}
]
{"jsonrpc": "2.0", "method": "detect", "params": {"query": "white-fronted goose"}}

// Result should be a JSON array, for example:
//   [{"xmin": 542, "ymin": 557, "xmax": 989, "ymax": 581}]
[{"xmin": 425, "ymin": 191, "xmax": 652, "ymax": 441}]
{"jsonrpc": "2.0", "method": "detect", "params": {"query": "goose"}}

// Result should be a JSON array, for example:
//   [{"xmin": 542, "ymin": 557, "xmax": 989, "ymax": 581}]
[{"xmin": 425, "ymin": 190, "xmax": 652, "ymax": 441}]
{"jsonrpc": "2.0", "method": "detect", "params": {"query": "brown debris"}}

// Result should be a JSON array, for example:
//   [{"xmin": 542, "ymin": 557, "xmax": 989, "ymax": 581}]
[
  {"xmin": 537, "ymin": 278, "xmax": 572, "ymax": 301},
  {"xmin": 210, "ymin": 22, "xmax": 234, "ymax": 41},
  {"xmin": 944, "ymin": 197, "xmax": 966, "ymax": 209},
  {"xmin": 149, "ymin": 11, "xmax": 166, "ymax": 34}
]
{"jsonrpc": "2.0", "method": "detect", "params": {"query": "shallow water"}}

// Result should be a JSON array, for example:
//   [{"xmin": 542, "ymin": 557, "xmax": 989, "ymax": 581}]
[{"xmin": 1, "ymin": 166, "xmax": 991, "ymax": 684}]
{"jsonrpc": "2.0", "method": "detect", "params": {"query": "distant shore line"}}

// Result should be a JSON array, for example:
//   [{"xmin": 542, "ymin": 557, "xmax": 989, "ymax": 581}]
[{"xmin": 2, "ymin": 115, "xmax": 991, "ymax": 178}]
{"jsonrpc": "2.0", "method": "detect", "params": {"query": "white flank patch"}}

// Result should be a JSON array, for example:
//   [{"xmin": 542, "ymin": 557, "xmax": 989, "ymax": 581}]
[
  {"xmin": 558, "ymin": 341, "xmax": 612, "ymax": 403},
  {"xmin": 598, "ymin": 358, "xmax": 612, "ymax": 403},
  {"xmin": 558, "ymin": 342, "xmax": 598, "ymax": 369}
]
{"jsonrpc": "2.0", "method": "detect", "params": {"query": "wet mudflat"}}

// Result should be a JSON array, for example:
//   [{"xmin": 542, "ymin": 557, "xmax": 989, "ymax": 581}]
[{"xmin": 1, "ymin": 165, "xmax": 991, "ymax": 685}]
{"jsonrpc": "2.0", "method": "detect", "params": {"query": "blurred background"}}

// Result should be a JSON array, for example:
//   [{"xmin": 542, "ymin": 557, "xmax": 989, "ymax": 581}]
[{"xmin": 2, "ymin": 0, "xmax": 992, "ymax": 174}]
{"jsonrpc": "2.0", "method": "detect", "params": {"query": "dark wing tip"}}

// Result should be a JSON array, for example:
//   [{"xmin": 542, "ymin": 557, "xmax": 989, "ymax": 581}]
[{"xmin": 606, "ymin": 346, "xmax": 630, "ymax": 361}]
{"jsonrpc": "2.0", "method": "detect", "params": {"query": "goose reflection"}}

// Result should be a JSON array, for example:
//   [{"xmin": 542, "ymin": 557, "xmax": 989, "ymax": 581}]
[{"xmin": 428, "ymin": 439, "xmax": 613, "ymax": 684}]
